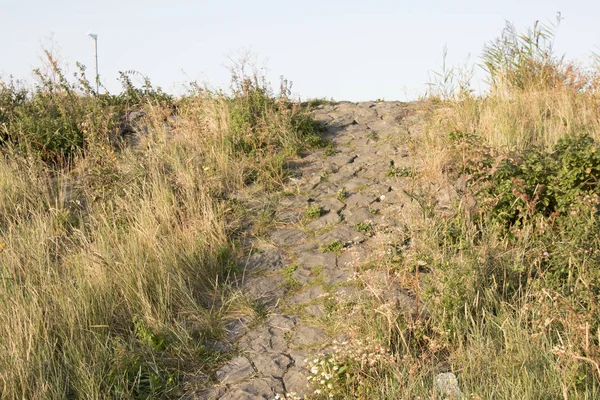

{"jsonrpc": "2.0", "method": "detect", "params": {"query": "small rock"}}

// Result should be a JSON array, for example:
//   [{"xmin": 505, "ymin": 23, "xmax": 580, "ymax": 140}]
[{"xmin": 434, "ymin": 372, "xmax": 464, "ymax": 399}]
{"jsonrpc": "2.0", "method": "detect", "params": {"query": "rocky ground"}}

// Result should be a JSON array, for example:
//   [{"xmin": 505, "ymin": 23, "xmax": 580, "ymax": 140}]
[{"xmin": 194, "ymin": 101, "xmax": 447, "ymax": 399}]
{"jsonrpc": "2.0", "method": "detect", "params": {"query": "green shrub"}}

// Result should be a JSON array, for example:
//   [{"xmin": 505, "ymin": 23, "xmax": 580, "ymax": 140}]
[
  {"xmin": 480, "ymin": 133, "xmax": 600, "ymax": 228},
  {"xmin": 0, "ymin": 53, "xmax": 173, "ymax": 164}
]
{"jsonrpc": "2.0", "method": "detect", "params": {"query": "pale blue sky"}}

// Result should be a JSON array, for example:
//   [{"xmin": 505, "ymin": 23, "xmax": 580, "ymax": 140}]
[{"xmin": 1, "ymin": 0, "xmax": 599, "ymax": 100}]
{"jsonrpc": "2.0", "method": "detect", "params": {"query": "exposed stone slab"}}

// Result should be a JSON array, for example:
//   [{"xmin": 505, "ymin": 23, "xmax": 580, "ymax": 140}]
[
  {"xmin": 312, "ymin": 197, "xmax": 345, "ymax": 214},
  {"xmin": 238, "ymin": 326, "xmax": 289, "ymax": 353},
  {"xmin": 241, "ymin": 248, "xmax": 284, "ymax": 273},
  {"xmin": 289, "ymin": 350, "xmax": 309, "ymax": 368},
  {"xmin": 216, "ymin": 356, "xmax": 254, "ymax": 384},
  {"xmin": 290, "ymin": 286, "xmax": 326, "ymax": 305},
  {"xmin": 306, "ymin": 212, "xmax": 341, "ymax": 231},
  {"xmin": 292, "ymin": 325, "xmax": 328, "ymax": 347},
  {"xmin": 342, "ymin": 207, "xmax": 374, "ymax": 225},
  {"xmin": 296, "ymin": 252, "xmax": 336, "ymax": 269},
  {"xmin": 305, "ymin": 303, "xmax": 327, "ymax": 318},
  {"xmin": 282, "ymin": 366, "xmax": 311, "ymax": 397},
  {"xmin": 320, "ymin": 266, "xmax": 353, "ymax": 285},
  {"xmin": 345, "ymin": 193, "xmax": 373, "ymax": 208},
  {"xmin": 270, "ymin": 229, "xmax": 308, "ymax": 247},
  {"xmin": 275, "ymin": 209, "xmax": 302, "ymax": 223},
  {"xmin": 316, "ymin": 224, "xmax": 364, "ymax": 246},
  {"xmin": 243, "ymin": 274, "xmax": 285, "ymax": 306},
  {"xmin": 251, "ymin": 353, "xmax": 292, "ymax": 378},
  {"xmin": 221, "ymin": 378, "xmax": 283, "ymax": 400}
]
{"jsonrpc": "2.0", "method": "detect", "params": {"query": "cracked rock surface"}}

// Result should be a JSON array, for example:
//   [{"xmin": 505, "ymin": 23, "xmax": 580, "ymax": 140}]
[{"xmin": 190, "ymin": 101, "xmax": 434, "ymax": 399}]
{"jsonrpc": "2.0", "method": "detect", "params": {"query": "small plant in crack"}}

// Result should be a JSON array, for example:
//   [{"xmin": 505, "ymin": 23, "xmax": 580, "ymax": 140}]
[
  {"xmin": 336, "ymin": 187, "xmax": 348, "ymax": 201},
  {"xmin": 311, "ymin": 264, "xmax": 324, "ymax": 278},
  {"xmin": 282, "ymin": 264, "xmax": 300, "ymax": 290},
  {"xmin": 320, "ymin": 240, "xmax": 344, "ymax": 253},
  {"xmin": 254, "ymin": 208, "xmax": 275, "ymax": 236},
  {"xmin": 355, "ymin": 221, "xmax": 372, "ymax": 233},
  {"xmin": 355, "ymin": 184, "xmax": 368, "ymax": 192},
  {"xmin": 386, "ymin": 165, "xmax": 412, "ymax": 178},
  {"xmin": 305, "ymin": 205, "xmax": 324, "ymax": 220},
  {"xmin": 323, "ymin": 146, "xmax": 338, "ymax": 156},
  {"xmin": 369, "ymin": 208, "xmax": 381, "ymax": 215},
  {"xmin": 367, "ymin": 131, "xmax": 379, "ymax": 141}
]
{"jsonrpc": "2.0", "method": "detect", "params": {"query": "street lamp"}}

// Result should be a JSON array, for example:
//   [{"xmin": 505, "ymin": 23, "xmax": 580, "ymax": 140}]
[{"xmin": 87, "ymin": 32, "xmax": 99, "ymax": 94}]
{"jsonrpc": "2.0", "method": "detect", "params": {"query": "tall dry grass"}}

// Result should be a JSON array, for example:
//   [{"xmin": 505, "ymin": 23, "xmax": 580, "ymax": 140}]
[
  {"xmin": 0, "ymin": 57, "xmax": 321, "ymax": 398},
  {"xmin": 308, "ymin": 20, "xmax": 600, "ymax": 400}
]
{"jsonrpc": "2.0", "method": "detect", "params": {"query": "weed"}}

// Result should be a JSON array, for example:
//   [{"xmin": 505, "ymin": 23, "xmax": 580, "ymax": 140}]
[
  {"xmin": 282, "ymin": 264, "xmax": 300, "ymax": 291},
  {"xmin": 305, "ymin": 205, "xmax": 324, "ymax": 220},
  {"xmin": 323, "ymin": 146, "xmax": 338, "ymax": 156},
  {"xmin": 320, "ymin": 240, "xmax": 344, "ymax": 253},
  {"xmin": 366, "ymin": 131, "xmax": 379, "ymax": 140},
  {"xmin": 336, "ymin": 187, "xmax": 348, "ymax": 201},
  {"xmin": 386, "ymin": 165, "xmax": 412, "ymax": 178},
  {"xmin": 355, "ymin": 184, "xmax": 368, "ymax": 192},
  {"xmin": 355, "ymin": 221, "xmax": 372, "ymax": 233}
]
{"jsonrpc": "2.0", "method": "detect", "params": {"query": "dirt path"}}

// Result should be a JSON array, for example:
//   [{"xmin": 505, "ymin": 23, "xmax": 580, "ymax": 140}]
[{"xmin": 197, "ymin": 101, "xmax": 431, "ymax": 399}]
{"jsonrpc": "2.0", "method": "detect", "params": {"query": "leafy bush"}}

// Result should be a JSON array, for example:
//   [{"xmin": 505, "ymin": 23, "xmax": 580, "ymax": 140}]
[
  {"xmin": 0, "ymin": 52, "xmax": 173, "ymax": 164},
  {"xmin": 480, "ymin": 133, "xmax": 600, "ymax": 228}
]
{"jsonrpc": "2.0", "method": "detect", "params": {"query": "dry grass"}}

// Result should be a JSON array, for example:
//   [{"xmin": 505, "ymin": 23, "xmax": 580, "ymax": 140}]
[
  {"xmin": 302, "ymin": 21, "xmax": 600, "ymax": 400},
  {"xmin": 0, "ymin": 60, "xmax": 319, "ymax": 397}
]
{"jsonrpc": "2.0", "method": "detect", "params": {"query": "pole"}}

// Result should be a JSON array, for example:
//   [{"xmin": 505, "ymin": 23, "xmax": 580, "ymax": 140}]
[
  {"xmin": 94, "ymin": 36, "xmax": 99, "ymax": 94},
  {"xmin": 88, "ymin": 33, "xmax": 99, "ymax": 94}
]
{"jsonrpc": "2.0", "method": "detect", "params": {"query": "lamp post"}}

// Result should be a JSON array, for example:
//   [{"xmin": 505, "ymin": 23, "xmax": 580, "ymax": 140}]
[{"xmin": 88, "ymin": 32, "xmax": 99, "ymax": 94}]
